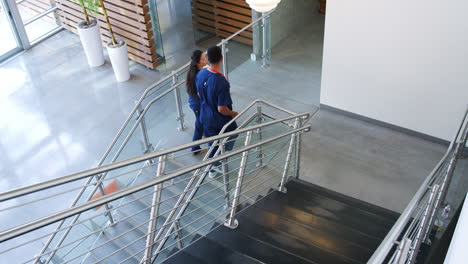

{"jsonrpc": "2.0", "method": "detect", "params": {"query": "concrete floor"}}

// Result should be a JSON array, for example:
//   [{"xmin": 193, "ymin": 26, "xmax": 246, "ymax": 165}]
[{"xmin": 0, "ymin": 0, "xmax": 449, "ymax": 235}]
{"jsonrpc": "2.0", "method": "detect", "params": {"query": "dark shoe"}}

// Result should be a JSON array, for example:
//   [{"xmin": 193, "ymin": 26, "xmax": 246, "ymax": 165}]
[{"xmin": 192, "ymin": 147, "xmax": 202, "ymax": 156}]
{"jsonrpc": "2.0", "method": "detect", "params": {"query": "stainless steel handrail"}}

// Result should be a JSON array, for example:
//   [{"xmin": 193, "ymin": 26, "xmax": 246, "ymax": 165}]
[
  {"xmin": 368, "ymin": 107, "xmax": 468, "ymax": 263},
  {"xmin": 0, "ymin": 111, "xmax": 309, "ymax": 202},
  {"xmin": 0, "ymin": 125, "xmax": 310, "ymax": 243}
]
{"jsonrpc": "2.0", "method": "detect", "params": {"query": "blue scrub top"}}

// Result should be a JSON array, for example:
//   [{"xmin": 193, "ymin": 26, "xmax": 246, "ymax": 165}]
[{"xmin": 196, "ymin": 68, "xmax": 236, "ymax": 132}]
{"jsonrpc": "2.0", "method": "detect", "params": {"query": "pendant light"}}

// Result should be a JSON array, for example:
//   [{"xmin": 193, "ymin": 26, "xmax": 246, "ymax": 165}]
[{"xmin": 246, "ymin": 0, "xmax": 281, "ymax": 13}]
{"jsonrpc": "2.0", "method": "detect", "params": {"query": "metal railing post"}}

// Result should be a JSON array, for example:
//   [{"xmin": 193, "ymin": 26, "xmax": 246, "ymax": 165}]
[
  {"xmin": 221, "ymin": 40, "xmax": 229, "ymax": 80},
  {"xmin": 224, "ymin": 131, "xmax": 253, "ymax": 229},
  {"xmin": 137, "ymin": 104, "xmax": 153, "ymax": 153},
  {"xmin": 408, "ymin": 184, "xmax": 440, "ymax": 264},
  {"xmin": 173, "ymin": 220, "xmax": 184, "ymax": 249},
  {"xmin": 423, "ymin": 132, "xmax": 467, "ymax": 242},
  {"xmin": 143, "ymin": 155, "xmax": 166, "ymax": 264},
  {"xmin": 278, "ymin": 118, "xmax": 300, "ymax": 193},
  {"xmin": 256, "ymin": 103, "xmax": 264, "ymax": 168},
  {"xmin": 294, "ymin": 118, "xmax": 303, "ymax": 179},
  {"xmin": 395, "ymin": 238, "xmax": 412, "ymax": 264},
  {"xmin": 172, "ymin": 72, "xmax": 185, "ymax": 131},
  {"xmin": 220, "ymin": 142, "xmax": 231, "ymax": 208},
  {"xmin": 261, "ymin": 16, "xmax": 269, "ymax": 68}
]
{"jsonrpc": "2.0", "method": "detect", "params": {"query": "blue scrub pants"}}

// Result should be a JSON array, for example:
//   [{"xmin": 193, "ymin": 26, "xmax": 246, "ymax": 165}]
[
  {"xmin": 205, "ymin": 122, "xmax": 238, "ymax": 167},
  {"xmin": 191, "ymin": 107, "xmax": 203, "ymax": 152}
]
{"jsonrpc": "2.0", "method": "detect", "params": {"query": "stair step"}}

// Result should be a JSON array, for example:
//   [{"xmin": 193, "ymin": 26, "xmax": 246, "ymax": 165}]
[
  {"xmin": 103, "ymin": 220, "xmax": 147, "ymax": 259},
  {"xmin": 162, "ymin": 248, "xmax": 207, "ymax": 264},
  {"xmin": 239, "ymin": 206, "xmax": 368, "ymax": 263},
  {"xmin": 254, "ymin": 195, "xmax": 382, "ymax": 249},
  {"xmin": 264, "ymin": 189, "xmax": 393, "ymax": 238},
  {"xmin": 288, "ymin": 179, "xmax": 399, "ymax": 221},
  {"xmin": 82, "ymin": 250, "xmax": 110, "ymax": 264},
  {"xmin": 180, "ymin": 234, "xmax": 262, "ymax": 264},
  {"xmin": 285, "ymin": 181, "xmax": 396, "ymax": 229},
  {"xmin": 87, "ymin": 234, "xmax": 140, "ymax": 264},
  {"xmin": 206, "ymin": 225, "xmax": 314, "ymax": 264}
]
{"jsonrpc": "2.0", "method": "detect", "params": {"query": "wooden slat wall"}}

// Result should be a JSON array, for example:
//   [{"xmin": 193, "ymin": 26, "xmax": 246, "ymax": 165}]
[
  {"xmin": 191, "ymin": 0, "xmax": 253, "ymax": 45},
  {"xmin": 57, "ymin": 0, "xmax": 158, "ymax": 68}
]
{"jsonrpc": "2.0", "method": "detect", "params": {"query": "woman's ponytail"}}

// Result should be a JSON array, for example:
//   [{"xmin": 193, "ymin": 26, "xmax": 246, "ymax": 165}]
[{"xmin": 186, "ymin": 50, "xmax": 203, "ymax": 97}]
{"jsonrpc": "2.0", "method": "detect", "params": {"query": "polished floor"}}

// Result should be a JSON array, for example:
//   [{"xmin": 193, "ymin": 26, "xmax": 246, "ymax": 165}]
[{"xmin": 0, "ymin": 1, "xmax": 447, "ymax": 234}]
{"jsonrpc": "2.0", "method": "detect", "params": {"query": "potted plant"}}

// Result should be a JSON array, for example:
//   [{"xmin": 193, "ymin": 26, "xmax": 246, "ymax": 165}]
[
  {"xmin": 76, "ymin": 0, "xmax": 105, "ymax": 67},
  {"xmin": 99, "ymin": 0, "xmax": 130, "ymax": 82}
]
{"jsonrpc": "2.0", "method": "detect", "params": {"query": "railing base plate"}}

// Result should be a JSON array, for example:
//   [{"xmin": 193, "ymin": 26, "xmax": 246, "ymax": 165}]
[
  {"xmin": 224, "ymin": 219, "xmax": 239, "ymax": 229},
  {"xmin": 278, "ymin": 186, "xmax": 287, "ymax": 194}
]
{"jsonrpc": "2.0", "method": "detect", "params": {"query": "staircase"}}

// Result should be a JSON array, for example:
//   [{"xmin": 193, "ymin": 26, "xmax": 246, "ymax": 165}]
[
  {"xmin": 81, "ymin": 159, "xmax": 227, "ymax": 263},
  {"xmin": 163, "ymin": 179, "xmax": 399, "ymax": 264}
]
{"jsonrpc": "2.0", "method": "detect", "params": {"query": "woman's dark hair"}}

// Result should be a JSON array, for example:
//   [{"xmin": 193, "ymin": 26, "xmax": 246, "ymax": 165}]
[{"xmin": 186, "ymin": 50, "xmax": 203, "ymax": 98}]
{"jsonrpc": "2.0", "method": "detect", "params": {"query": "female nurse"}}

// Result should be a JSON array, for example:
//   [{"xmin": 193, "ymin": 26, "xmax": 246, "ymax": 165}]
[{"xmin": 185, "ymin": 50, "xmax": 207, "ymax": 155}]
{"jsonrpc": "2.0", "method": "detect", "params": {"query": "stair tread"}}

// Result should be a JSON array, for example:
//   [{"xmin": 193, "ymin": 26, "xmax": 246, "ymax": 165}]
[
  {"xmin": 254, "ymin": 194, "xmax": 383, "ymax": 248},
  {"xmin": 264, "ymin": 190, "xmax": 394, "ymax": 238},
  {"xmin": 288, "ymin": 179, "xmax": 399, "ymax": 221},
  {"xmin": 206, "ymin": 225, "xmax": 314, "ymax": 264},
  {"xmin": 88, "ymin": 234, "xmax": 140, "ymax": 264},
  {"xmin": 181, "ymin": 234, "xmax": 263, "ymax": 264},
  {"xmin": 238, "ymin": 206, "xmax": 369, "ymax": 263},
  {"xmin": 285, "ymin": 181, "xmax": 396, "ymax": 228},
  {"xmin": 162, "ymin": 248, "xmax": 207, "ymax": 264}
]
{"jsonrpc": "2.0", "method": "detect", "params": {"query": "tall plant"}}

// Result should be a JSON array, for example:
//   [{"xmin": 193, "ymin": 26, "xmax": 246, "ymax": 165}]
[
  {"xmin": 77, "ymin": 0, "xmax": 99, "ymax": 25},
  {"xmin": 77, "ymin": 0, "xmax": 117, "ymax": 45},
  {"xmin": 98, "ymin": 0, "xmax": 117, "ymax": 45}
]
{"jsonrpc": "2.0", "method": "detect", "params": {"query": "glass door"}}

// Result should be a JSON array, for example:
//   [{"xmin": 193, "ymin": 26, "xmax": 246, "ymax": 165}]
[
  {"xmin": 14, "ymin": 0, "xmax": 61, "ymax": 44},
  {"xmin": 0, "ymin": 0, "xmax": 22, "ymax": 61},
  {"xmin": 0, "ymin": 0, "xmax": 62, "ymax": 63}
]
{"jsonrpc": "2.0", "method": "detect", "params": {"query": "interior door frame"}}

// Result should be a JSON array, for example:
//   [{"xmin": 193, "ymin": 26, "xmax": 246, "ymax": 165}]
[{"xmin": 0, "ymin": 0, "xmax": 27, "ymax": 62}]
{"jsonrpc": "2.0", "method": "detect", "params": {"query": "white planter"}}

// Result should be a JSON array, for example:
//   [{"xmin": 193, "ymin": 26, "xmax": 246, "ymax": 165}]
[
  {"xmin": 77, "ymin": 20, "xmax": 105, "ymax": 67},
  {"xmin": 107, "ymin": 40, "xmax": 130, "ymax": 82}
]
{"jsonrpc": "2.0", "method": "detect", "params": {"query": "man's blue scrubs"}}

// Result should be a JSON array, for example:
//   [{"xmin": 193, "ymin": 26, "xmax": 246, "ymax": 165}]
[{"xmin": 196, "ymin": 68, "xmax": 237, "ymax": 158}]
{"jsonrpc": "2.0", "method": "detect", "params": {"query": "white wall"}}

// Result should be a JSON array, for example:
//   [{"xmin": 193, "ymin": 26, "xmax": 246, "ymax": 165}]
[
  {"xmin": 320, "ymin": 0, "xmax": 468, "ymax": 141},
  {"xmin": 270, "ymin": 0, "xmax": 317, "ymax": 48}
]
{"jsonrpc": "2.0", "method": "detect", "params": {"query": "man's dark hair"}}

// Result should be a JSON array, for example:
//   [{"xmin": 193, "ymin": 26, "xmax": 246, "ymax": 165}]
[{"xmin": 207, "ymin": 46, "xmax": 222, "ymax": 64}]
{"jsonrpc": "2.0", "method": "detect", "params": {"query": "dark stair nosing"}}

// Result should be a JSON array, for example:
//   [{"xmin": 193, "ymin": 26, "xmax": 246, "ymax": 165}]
[{"xmin": 206, "ymin": 225, "xmax": 315, "ymax": 264}]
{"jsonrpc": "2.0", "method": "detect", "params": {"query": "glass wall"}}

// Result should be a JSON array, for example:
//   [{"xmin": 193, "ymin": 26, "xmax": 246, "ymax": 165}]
[
  {"xmin": 0, "ymin": 0, "xmax": 21, "ymax": 61},
  {"xmin": 15, "ymin": 0, "xmax": 61, "ymax": 43},
  {"xmin": 0, "ymin": 0, "xmax": 62, "ymax": 63}
]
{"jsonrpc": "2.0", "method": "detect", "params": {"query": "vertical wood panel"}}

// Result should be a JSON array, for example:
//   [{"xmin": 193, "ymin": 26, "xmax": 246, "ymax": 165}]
[
  {"xmin": 57, "ymin": 0, "xmax": 159, "ymax": 68},
  {"xmin": 191, "ymin": 0, "xmax": 253, "ymax": 45}
]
